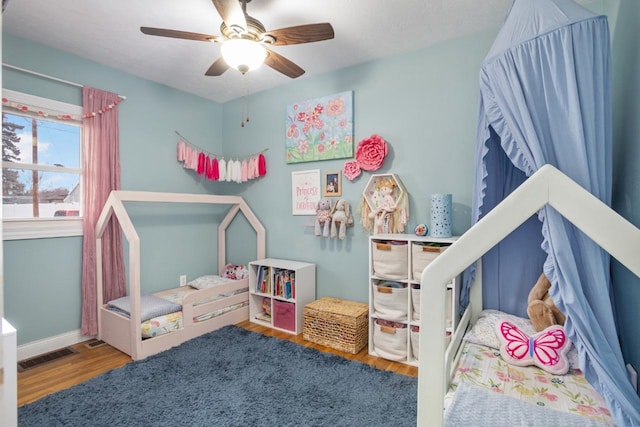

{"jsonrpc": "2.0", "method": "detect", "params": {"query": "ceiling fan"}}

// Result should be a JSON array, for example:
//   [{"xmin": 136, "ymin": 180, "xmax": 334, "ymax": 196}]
[{"xmin": 140, "ymin": 0, "xmax": 334, "ymax": 78}]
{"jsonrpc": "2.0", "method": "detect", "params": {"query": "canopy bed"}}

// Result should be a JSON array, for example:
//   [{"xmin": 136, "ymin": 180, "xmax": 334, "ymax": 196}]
[
  {"xmin": 418, "ymin": 0, "xmax": 640, "ymax": 425},
  {"xmin": 417, "ymin": 164, "xmax": 640, "ymax": 425}
]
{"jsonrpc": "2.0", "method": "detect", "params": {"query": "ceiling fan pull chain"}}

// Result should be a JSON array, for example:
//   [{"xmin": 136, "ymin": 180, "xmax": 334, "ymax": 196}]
[
  {"xmin": 245, "ymin": 75, "xmax": 250, "ymax": 124},
  {"xmin": 241, "ymin": 74, "xmax": 250, "ymax": 127},
  {"xmin": 241, "ymin": 97, "xmax": 245, "ymax": 127}
]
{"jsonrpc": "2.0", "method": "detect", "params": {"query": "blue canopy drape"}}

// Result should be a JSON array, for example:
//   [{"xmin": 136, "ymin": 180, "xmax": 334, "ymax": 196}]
[{"xmin": 466, "ymin": 0, "xmax": 640, "ymax": 424}]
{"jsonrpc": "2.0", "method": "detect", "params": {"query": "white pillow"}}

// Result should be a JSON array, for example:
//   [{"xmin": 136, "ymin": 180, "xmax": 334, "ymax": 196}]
[
  {"xmin": 464, "ymin": 310, "xmax": 535, "ymax": 349},
  {"xmin": 465, "ymin": 309, "xmax": 579, "ymax": 369},
  {"xmin": 188, "ymin": 275, "xmax": 232, "ymax": 290}
]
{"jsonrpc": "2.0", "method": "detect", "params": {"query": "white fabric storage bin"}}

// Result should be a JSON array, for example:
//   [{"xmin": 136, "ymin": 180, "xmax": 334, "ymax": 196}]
[
  {"xmin": 372, "ymin": 241, "xmax": 408, "ymax": 280},
  {"xmin": 411, "ymin": 243, "xmax": 449, "ymax": 280},
  {"xmin": 372, "ymin": 282, "xmax": 408, "ymax": 321},
  {"xmin": 412, "ymin": 286, "xmax": 452, "ymax": 324},
  {"xmin": 410, "ymin": 325, "xmax": 419, "ymax": 360},
  {"xmin": 373, "ymin": 321, "xmax": 407, "ymax": 361},
  {"xmin": 411, "ymin": 285, "xmax": 420, "ymax": 321}
]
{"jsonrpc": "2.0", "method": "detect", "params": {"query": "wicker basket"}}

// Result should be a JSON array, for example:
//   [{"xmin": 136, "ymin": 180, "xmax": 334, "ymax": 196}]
[{"xmin": 303, "ymin": 297, "xmax": 369, "ymax": 354}]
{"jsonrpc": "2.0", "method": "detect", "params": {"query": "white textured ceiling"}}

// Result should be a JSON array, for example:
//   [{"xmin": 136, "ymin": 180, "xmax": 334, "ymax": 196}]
[{"xmin": 1, "ymin": 0, "xmax": 594, "ymax": 103}]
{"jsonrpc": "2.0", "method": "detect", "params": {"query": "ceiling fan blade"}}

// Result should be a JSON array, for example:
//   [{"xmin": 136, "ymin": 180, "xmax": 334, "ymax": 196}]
[
  {"xmin": 205, "ymin": 57, "xmax": 230, "ymax": 76},
  {"xmin": 264, "ymin": 48, "xmax": 305, "ymax": 79},
  {"xmin": 263, "ymin": 23, "xmax": 334, "ymax": 46},
  {"xmin": 212, "ymin": 0, "xmax": 247, "ymax": 34},
  {"xmin": 140, "ymin": 27, "xmax": 221, "ymax": 42}
]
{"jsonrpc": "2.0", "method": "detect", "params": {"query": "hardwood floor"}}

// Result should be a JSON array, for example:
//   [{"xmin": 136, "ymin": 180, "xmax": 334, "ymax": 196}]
[
  {"xmin": 18, "ymin": 320, "xmax": 417, "ymax": 407},
  {"xmin": 17, "ymin": 339, "xmax": 131, "ymax": 406}
]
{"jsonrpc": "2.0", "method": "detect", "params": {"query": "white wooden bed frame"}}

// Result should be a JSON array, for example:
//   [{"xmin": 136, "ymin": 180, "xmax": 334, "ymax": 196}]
[
  {"xmin": 95, "ymin": 191, "xmax": 266, "ymax": 361},
  {"xmin": 416, "ymin": 164, "xmax": 640, "ymax": 426}
]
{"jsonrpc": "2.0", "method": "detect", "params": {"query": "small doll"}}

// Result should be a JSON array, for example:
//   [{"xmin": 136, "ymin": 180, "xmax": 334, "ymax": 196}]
[
  {"xmin": 369, "ymin": 178, "xmax": 397, "ymax": 234},
  {"xmin": 359, "ymin": 175, "xmax": 409, "ymax": 234}
]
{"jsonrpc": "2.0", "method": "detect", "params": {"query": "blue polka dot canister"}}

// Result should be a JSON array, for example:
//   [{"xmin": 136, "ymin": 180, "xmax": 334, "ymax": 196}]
[{"xmin": 430, "ymin": 194, "xmax": 452, "ymax": 238}]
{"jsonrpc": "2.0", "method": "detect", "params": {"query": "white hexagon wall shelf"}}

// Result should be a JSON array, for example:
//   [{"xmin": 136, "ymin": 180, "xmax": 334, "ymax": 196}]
[{"xmin": 362, "ymin": 173, "xmax": 409, "ymax": 234}]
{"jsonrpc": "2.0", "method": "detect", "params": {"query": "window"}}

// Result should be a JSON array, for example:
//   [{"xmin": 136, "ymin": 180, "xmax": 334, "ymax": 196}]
[{"xmin": 2, "ymin": 89, "xmax": 83, "ymax": 239}]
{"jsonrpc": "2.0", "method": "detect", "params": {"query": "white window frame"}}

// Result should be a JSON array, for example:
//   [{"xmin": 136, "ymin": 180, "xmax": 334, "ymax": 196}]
[{"xmin": 2, "ymin": 89, "xmax": 83, "ymax": 240}]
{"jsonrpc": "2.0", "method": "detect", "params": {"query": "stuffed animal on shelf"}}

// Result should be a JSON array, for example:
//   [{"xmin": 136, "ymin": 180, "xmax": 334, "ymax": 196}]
[
  {"xmin": 330, "ymin": 199, "xmax": 354, "ymax": 240},
  {"xmin": 315, "ymin": 198, "xmax": 333, "ymax": 238},
  {"xmin": 222, "ymin": 263, "xmax": 249, "ymax": 280},
  {"xmin": 527, "ymin": 273, "xmax": 566, "ymax": 332}
]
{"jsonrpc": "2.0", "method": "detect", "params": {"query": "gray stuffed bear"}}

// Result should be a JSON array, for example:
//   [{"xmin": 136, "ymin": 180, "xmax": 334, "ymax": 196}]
[{"xmin": 315, "ymin": 198, "xmax": 333, "ymax": 237}]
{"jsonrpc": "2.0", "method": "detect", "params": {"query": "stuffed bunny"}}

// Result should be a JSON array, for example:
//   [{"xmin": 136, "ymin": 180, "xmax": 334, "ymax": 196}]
[
  {"xmin": 330, "ymin": 199, "xmax": 353, "ymax": 240},
  {"xmin": 315, "ymin": 198, "xmax": 333, "ymax": 237}
]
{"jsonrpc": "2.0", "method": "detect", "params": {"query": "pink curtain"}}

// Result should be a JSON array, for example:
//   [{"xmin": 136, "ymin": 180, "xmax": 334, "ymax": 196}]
[{"xmin": 81, "ymin": 87, "xmax": 126, "ymax": 335}]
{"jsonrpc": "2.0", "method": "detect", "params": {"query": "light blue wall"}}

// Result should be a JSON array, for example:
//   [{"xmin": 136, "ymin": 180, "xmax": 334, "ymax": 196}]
[
  {"xmin": 2, "ymin": 34, "xmax": 228, "ymax": 344},
  {"xmin": 222, "ymin": 33, "xmax": 492, "ymax": 302},
  {"xmin": 610, "ymin": 0, "xmax": 640, "ymax": 388}
]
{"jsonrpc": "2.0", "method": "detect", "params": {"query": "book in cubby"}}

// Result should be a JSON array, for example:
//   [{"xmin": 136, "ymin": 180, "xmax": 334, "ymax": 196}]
[{"xmin": 249, "ymin": 258, "xmax": 316, "ymax": 334}]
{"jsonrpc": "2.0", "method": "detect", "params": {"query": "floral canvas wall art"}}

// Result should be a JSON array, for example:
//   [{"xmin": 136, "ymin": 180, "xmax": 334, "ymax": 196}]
[{"xmin": 285, "ymin": 91, "xmax": 353, "ymax": 164}]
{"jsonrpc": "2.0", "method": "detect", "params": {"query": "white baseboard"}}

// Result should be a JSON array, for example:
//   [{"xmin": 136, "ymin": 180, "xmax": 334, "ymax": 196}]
[{"xmin": 17, "ymin": 330, "xmax": 95, "ymax": 361}]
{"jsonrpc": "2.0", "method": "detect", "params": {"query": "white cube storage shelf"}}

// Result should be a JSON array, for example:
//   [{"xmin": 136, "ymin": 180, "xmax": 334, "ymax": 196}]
[
  {"xmin": 368, "ymin": 234, "xmax": 460, "ymax": 366},
  {"xmin": 249, "ymin": 258, "xmax": 316, "ymax": 335}
]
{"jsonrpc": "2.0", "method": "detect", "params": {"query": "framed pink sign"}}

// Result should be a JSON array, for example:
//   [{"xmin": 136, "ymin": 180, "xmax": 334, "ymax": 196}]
[{"xmin": 291, "ymin": 169, "xmax": 321, "ymax": 215}]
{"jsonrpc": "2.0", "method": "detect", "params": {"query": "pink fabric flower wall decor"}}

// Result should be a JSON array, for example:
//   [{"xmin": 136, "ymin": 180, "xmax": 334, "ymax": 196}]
[
  {"xmin": 355, "ymin": 134, "xmax": 388, "ymax": 171},
  {"xmin": 343, "ymin": 160, "xmax": 362, "ymax": 181},
  {"xmin": 342, "ymin": 134, "xmax": 389, "ymax": 181}
]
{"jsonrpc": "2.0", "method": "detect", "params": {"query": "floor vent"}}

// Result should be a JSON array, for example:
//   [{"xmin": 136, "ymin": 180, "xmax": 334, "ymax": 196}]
[
  {"xmin": 17, "ymin": 347, "xmax": 78, "ymax": 372},
  {"xmin": 85, "ymin": 339, "xmax": 106, "ymax": 349}
]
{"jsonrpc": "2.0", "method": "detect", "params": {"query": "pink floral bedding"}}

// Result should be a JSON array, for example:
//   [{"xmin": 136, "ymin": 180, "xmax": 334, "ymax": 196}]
[
  {"xmin": 140, "ymin": 287, "xmax": 247, "ymax": 339},
  {"xmin": 446, "ymin": 340, "xmax": 613, "ymax": 425}
]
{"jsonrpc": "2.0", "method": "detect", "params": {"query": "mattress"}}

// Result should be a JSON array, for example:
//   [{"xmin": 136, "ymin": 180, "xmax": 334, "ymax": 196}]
[
  {"xmin": 139, "ymin": 286, "xmax": 247, "ymax": 339},
  {"xmin": 443, "ymin": 310, "xmax": 613, "ymax": 426}
]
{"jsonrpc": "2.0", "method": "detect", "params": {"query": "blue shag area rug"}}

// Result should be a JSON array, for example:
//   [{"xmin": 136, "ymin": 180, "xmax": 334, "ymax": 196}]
[{"xmin": 19, "ymin": 326, "xmax": 417, "ymax": 426}]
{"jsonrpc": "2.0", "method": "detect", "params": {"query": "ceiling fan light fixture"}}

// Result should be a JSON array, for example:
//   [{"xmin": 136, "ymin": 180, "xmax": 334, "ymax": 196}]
[{"xmin": 221, "ymin": 39, "xmax": 267, "ymax": 74}]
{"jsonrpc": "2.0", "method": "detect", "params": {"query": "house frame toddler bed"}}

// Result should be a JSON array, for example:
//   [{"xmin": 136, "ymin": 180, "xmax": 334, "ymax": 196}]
[
  {"xmin": 95, "ymin": 191, "xmax": 266, "ymax": 361},
  {"xmin": 416, "ymin": 165, "xmax": 640, "ymax": 426}
]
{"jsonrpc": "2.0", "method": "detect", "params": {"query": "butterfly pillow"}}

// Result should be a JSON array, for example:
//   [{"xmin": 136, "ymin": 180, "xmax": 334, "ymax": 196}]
[{"xmin": 495, "ymin": 319, "xmax": 572, "ymax": 375}]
